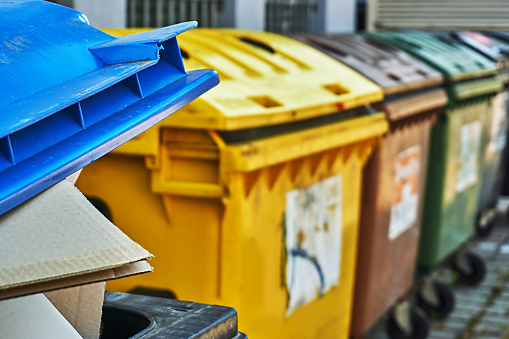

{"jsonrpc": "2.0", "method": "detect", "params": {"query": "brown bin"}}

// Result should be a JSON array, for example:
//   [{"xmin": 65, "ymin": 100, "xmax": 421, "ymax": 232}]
[{"xmin": 295, "ymin": 34, "xmax": 448, "ymax": 337}]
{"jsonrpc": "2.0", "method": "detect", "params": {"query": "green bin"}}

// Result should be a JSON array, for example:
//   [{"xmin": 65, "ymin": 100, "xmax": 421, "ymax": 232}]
[{"xmin": 367, "ymin": 30, "xmax": 503, "ymax": 317}]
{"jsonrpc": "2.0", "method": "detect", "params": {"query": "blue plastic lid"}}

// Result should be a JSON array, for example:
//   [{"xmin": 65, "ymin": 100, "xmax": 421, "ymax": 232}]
[
  {"xmin": 0, "ymin": 0, "xmax": 219, "ymax": 214},
  {"xmin": 452, "ymin": 31, "xmax": 509, "ymax": 63}
]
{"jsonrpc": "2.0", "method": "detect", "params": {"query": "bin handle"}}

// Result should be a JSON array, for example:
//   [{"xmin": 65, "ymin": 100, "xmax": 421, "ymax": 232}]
[
  {"xmin": 393, "ymin": 37, "xmax": 422, "ymax": 50},
  {"xmin": 238, "ymin": 37, "xmax": 276, "ymax": 54},
  {"xmin": 435, "ymin": 35, "xmax": 460, "ymax": 49}
]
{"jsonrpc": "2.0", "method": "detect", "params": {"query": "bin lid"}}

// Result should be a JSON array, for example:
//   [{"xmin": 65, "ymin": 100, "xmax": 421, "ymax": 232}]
[
  {"xmin": 452, "ymin": 32, "xmax": 509, "ymax": 65},
  {"xmin": 457, "ymin": 31, "xmax": 509, "ymax": 83},
  {"xmin": 482, "ymin": 31, "xmax": 509, "ymax": 44},
  {"xmin": 365, "ymin": 31, "xmax": 498, "ymax": 82},
  {"xmin": 0, "ymin": 0, "xmax": 219, "ymax": 215},
  {"xmin": 293, "ymin": 34, "xmax": 443, "ymax": 96},
  {"xmin": 102, "ymin": 28, "xmax": 383, "ymax": 131}
]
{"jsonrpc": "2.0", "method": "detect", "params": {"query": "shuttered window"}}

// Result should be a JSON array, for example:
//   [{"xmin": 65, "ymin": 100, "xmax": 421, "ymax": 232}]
[
  {"xmin": 127, "ymin": 0, "xmax": 222, "ymax": 27},
  {"xmin": 265, "ymin": 0, "xmax": 318, "ymax": 34},
  {"xmin": 367, "ymin": 0, "xmax": 509, "ymax": 31}
]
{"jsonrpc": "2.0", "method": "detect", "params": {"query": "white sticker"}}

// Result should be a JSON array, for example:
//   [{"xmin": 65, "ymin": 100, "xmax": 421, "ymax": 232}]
[
  {"xmin": 456, "ymin": 120, "xmax": 482, "ymax": 193},
  {"xmin": 489, "ymin": 92, "xmax": 508, "ymax": 152},
  {"xmin": 389, "ymin": 145, "xmax": 421, "ymax": 240},
  {"xmin": 285, "ymin": 175, "xmax": 342, "ymax": 316}
]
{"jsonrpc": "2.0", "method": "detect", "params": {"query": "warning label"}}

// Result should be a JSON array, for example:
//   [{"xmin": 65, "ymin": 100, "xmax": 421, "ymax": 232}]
[{"xmin": 389, "ymin": 145, "xmax": 421, "ymax": 240}]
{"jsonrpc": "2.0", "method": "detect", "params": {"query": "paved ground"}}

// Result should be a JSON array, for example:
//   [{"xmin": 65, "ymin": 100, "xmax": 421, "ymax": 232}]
[
  {"xmin": 366, "ymin": 200, "xmax": 509, "ymax": 339},
  {"xmin": 429, "ymin": 221, "xmax": 509, "ymax": 339}
]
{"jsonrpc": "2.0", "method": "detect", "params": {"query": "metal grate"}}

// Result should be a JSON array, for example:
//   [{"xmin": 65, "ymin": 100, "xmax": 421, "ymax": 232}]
[
  {"xmin": 127, "ymin": 0, "xmax": 222, "ymax": 28},
  {"xmin": 265, "ymin": 0, "xmax": 318, "ymax": 34}
]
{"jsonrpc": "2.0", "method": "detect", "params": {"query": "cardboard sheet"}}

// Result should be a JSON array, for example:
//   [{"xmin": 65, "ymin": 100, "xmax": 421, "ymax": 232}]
[
  {"xmin": 0, "ymin": 293, "xmax": 83, "ymax": 339},
  {"xmin": 0, "ymin": 180, "xmax": 152, "ymax": 300},
  {"xmin": 46, "ymin": 282, "xmax": 105, "ymax": 339}
]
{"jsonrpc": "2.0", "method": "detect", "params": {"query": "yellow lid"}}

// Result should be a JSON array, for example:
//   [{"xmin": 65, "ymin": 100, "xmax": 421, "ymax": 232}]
[{"xmin": 102, "ymin": 28, "xmax": 383, "ymax": 130}]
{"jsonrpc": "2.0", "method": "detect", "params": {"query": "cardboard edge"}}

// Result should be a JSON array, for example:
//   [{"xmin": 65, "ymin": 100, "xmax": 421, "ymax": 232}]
[{"xmin": 0, "ymin": 261, "xmax": 152, "ymax": 301}]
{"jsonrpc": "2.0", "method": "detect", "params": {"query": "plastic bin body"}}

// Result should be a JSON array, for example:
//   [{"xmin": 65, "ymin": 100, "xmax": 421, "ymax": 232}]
[
  {"xmin": 483, "ymin": 31, "xmax": 509, "ymax": 196},
  {"xmin": 358, "ymin": 114, "xmax": 434, "ymax": 332},
  {"xmin": 478, "ymin": 92, "xmax": 508, "ymax": 210},
  {"xmin": 464, "ymin": 31, "xmax": 509, "ymax": 199},
  {"xmin": 77, "ymin": 29, "xmax": 387, "ymax": 339},
  {"xmin": 418, "ymin": 97, "xmax": 491, "ymax": 268},
  {"xmin": 294, "ymin": 34, "xmax": 447, "ymax": 336},
  {"xmin": 367, "ymin": 31, "xmax": 502, "ymax": 271},
  {"xmin": 0, "ymin": 0, "xmax": 219, "ymax": 215},
  {"xmin": 449, "ymin": 32, "xmax": 509, "ymax": 216}
]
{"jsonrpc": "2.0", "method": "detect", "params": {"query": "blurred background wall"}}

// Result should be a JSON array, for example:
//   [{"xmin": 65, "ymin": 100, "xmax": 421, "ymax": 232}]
[
  {"xmin": 50, "ymin": 0, "xmax": 359, "ymax": 33},
  {"xmin": 51, "ymin": 0, "xmax": 509, "ymax": 33}
]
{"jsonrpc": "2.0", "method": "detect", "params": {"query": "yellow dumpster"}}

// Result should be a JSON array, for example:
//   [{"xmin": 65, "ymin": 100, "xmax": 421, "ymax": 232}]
[{"xmin": 77, "ymin": 28, "xmax": 387, "ymax": 339}]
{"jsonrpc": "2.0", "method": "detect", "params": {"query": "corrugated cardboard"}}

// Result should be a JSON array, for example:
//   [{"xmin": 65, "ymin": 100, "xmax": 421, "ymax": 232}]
[
  {"xmin": 0, "ymin": 180, "xmax": 153, "ymax": 300},
  {"xmin": 45, "ymin": 282, "xmax": 105, "ymax": 339},
  {"xmin": 0, "ymin": 293, "xmax": 84, "ymax": 339}
]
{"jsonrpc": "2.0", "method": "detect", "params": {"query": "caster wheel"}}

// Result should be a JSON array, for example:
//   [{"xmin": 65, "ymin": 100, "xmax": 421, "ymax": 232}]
[
  {"xmin": 475, "ymin": 211, "xmax": 495, "ymax": 238},
  {"xmin": 452, "ymin": 251, "xmax": 486, "ymax": 286},
  {"xmin": 86, "ymin": 196, "xmax": 113, "ymax": 221},
  {"xmin": 417, "ymin": 280, "xmax": 455, "ymax": 319},
  {"xmin": 387, "ymin": 305, "xmax": 429, "ymax": 339}
]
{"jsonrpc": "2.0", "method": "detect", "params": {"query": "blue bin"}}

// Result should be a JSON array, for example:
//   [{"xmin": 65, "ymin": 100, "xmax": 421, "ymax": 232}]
[{"xmin": 0, "ymin": 0, "xmax": 219, "ymax": 214}]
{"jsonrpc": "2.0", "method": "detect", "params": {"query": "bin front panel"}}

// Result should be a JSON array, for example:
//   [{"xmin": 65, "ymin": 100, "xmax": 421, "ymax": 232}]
[
  {"xmin": 294, "ymin": 34, "xmax": 443, "ymax": 95},
  {"xmin": 366, "ymin": 31, "xmax": 497, "ymax": 82},
  {"xmin": 419, "ymin": 98, "xmax": 490, "ymax": 270},
  {"xmin": 479, "ymin": 92, "xmax": 509, "ymax": 209},
  {"xmin": 102, "ymin": 28, "xmax": 383, "ymax": 131},
  {"xmin": 352, "ymin": 111, "xmax": 434, "ymax": 335},
  {"xmin": 77, "ymin": 114, "xmax": 387, "ymax": 339}
]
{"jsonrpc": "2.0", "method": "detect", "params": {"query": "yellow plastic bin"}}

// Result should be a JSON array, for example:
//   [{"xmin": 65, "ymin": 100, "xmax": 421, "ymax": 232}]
[{"xmin": 77, "ymin": 28, "xmax": 387, "ymax": 339}]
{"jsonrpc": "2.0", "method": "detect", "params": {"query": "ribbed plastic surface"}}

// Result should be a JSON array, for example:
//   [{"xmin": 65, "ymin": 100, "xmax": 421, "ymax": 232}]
[
  {"xmin": 0, "ymin": 0, "xmax": 219, "ymax": 214},
  {"xmin": 366, "ymin": 31, "xmax": 497, "ymax": 82},
  {"xmin": 452, "ymin": 31, "xmax": 509, "ymax": 81},
  {"xmin": 293, "ymin": 34, "xmax": 443, "ymax": 95},
  {"xmin": 454, "ymin": 32, "xmax": 509, "ymax": 64},
  {"xmin": 102, "ymin": 28, "xmax": 383, "ymax": 131}
]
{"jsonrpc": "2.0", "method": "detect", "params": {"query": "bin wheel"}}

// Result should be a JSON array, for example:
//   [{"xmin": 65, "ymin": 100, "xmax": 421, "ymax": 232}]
[
  {"xmin": 386, "ymin": 305, "xmax": 429, "ymax": 339},
  {"xmin": 475, "ymin": 212, "xmax": 495, "ymax": 238},
  {"xmin": 452, "ymin": 251, "xmax": 486, "ymax": 286},
  {"xmin": 417, "ymin": 280, "xmax": 455, "ymax": 319}
]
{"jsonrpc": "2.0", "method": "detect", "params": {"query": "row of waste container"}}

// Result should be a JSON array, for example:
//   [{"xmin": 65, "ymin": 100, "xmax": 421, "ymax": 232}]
[{"xmin": 75, "ymin": 28, "xmax": 509, "ymax": 339}]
